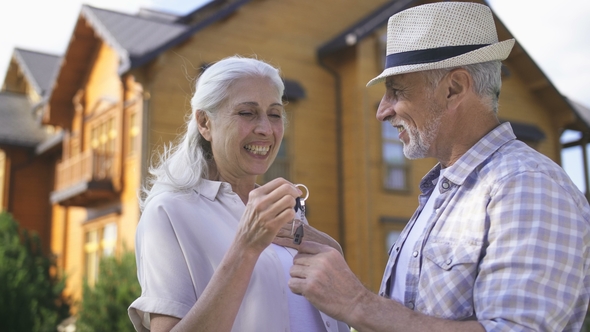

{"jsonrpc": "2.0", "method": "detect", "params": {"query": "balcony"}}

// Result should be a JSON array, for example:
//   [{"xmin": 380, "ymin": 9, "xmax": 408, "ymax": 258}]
[{"xmin": 51, "ymin": 150, "xmax": 119, "ymax": 206}]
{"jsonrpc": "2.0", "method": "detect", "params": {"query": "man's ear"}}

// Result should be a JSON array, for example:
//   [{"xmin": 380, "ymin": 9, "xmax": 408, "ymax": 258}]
[
  {"xmin": 445, "ymin": 69, "xmax": 471, "ymax": 110},
  {"xmin": 196, "ymin": 110, "xmax": 212, "ymax": 141}
]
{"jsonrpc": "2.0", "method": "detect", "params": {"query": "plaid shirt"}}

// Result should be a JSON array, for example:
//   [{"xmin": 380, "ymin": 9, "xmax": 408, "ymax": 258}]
[{"xmin": 379, "ymin": 123, "xmax": 590, "ymax": 331}]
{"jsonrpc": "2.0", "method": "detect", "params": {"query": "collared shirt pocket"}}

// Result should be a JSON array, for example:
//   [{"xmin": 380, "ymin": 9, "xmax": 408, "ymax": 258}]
[{"xmin": 417, "ymin": 239, "xmax": 482, "ymax": 320}]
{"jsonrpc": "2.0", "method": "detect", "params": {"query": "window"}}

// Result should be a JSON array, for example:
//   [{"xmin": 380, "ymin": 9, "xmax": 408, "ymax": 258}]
[
  {"xmin": 90, "ymin": 117, "xmax": 117, "ymax": 153},
  {"xmin": 381, "ymin": 217, "xmax": 408, "ymax": 255},
  {"xmin": 84, "ymin": 222, "xmax": 117, "ymax": 286},
  {"xmin": 263, "ymin": 138, "xmax": 290, "ymax": 182},
  {"xmin": 386, "ymin": 231, "xmax": 402, "ymax": 253},
  {"xmin": 90, "ymin": 116, "xmax": 117, "ymax": 179},
  {"xmin": 128, "ymin": 111, "xmax": 140, "ymax": 155},
  {"xmin": 85, "ymin": 230, "xmax": 99, "ymax": 286},
  {"xmin": 382, "ymin": 122, "xmax": 408, "ymax": 190}
]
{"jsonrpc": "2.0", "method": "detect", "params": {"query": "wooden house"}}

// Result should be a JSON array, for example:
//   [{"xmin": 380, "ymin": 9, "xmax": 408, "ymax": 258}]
[
  {"xmin": 0, "ymin": 48, "xmax": 62, "ymax": 253},
  {"xmin": 2, "ymin": 0, "xmax": 590, "ymax": 307}
]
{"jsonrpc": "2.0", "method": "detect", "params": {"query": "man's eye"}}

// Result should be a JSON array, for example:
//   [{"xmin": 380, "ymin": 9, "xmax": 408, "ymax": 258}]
[
  {"xmin": 391, "ymin": 89, "xmax": 404, "ymax": 98},
  {"xmin": 269, "ymin": 113, "xmax": 282, "ymax": 119},
  {"xmin": 239, "ymin": 111, "xmax": 254, "ymax": 116}
]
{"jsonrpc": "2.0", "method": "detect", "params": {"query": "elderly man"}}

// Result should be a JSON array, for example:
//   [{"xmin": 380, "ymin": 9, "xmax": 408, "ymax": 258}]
[{"xmin": 289, "ymin": 2, "xmax": 590, "ymax": 331}]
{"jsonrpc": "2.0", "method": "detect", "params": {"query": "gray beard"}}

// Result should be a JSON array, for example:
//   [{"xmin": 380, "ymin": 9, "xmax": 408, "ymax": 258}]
[{"xmin": 403, "ymin": 105, "xmax": 443, "ymax": 159}]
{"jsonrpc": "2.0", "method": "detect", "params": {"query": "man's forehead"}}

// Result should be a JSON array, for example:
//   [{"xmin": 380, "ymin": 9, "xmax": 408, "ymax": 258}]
[{"xmin": 385, "ymin": 72, "xmax": 421, "ymax": 86}]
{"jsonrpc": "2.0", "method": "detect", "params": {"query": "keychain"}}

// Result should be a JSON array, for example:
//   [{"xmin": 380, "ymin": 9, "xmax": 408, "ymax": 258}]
[{"xmin": 292, "ymin": 184, "xmax": 309, "ymax": 245}]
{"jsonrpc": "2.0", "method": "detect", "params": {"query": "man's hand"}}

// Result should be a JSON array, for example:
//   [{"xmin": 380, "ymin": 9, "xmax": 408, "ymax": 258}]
[
  {"xmin": 273, "ymin": 221, "xmax": 344, "ymax": 254},
  {"xmin": 288, "ymin": 241, "xmax": 367, "ymax": 321}
]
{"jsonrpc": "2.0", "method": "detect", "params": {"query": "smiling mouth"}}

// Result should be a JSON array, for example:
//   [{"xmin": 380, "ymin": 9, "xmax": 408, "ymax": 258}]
[
  {"xmin": 394, "ymin": 125, "xmax": 405, "ymax": 133},
  {"xmin": 244, "ymin": 144, "xmax": 270, "ymax": 155}
]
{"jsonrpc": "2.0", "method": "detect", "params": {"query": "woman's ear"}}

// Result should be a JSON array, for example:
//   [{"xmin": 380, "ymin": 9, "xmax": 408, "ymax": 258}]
[{"xmin": 196, "ymin": 110, "xmax": 212, "ymax": 141}]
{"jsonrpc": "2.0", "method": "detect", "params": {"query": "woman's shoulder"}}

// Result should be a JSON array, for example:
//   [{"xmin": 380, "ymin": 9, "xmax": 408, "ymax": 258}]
[{"xmin": 144, "ymin": 189, "xmax": 197, "ymax": 212}]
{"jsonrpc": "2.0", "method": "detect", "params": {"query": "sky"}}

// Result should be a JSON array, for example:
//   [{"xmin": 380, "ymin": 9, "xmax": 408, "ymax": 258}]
[{"xmin": 0, "ymin": 0, "xmax": 589, "ymax": 189}]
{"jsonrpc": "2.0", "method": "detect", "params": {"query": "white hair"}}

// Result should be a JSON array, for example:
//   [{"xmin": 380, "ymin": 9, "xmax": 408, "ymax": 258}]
[
  {"xmin": 140, "ymin": 56, "xmax": 285, "ymax": 211},
  {"xmin": 422, "ymin": 61, "xmax": 502, "ymax": 113}
]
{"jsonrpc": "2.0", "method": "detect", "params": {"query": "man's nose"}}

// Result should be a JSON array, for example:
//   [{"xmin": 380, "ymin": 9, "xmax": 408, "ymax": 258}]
[{"xmin": 376, "ymin": 96, "xmax": 394, "ymax": 122}]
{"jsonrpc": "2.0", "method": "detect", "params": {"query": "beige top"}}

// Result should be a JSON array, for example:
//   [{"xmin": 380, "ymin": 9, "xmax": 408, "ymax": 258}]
[{"xmin": 128, "ymin": 179, "xmax": 348, "ymax": 332}]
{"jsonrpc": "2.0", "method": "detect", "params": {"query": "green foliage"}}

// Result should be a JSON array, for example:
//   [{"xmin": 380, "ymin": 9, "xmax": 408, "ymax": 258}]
[
  {"xmin": 583, "ymin": 311, "xmax": 590, "ymax": 332},
  {"xmin": 0, "ymin": 211, "xmax": 71, "ymax": 332},
  {"xmin": 76, "ymin": 250, "xmax": 140, "ymax": 332}
]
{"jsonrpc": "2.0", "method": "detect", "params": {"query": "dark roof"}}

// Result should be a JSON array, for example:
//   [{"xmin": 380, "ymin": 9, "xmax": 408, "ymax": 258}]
[
  {"xmin": 137, "ymin": 7, "xmax": 182, "ymax": 23},
  {"xmin": 81, "ymin": 5, "xmax": 189, "ymax": 73},
  {"xmin": 317, "ymin": 0, "xmax": 418, "ymax": 58},
  {"xmin": 0, "ymin": 92, "xmax": 47, "ymax": 148},
  {"xmin": 81, "ymin": 0, "xmax": 252, "ymax": 74},
  {"xmin": 13, "ymin": 49, "xmax": 61, "ymax": 96},
  {"xmin": 565, "ymin": 97, "xmax": 590, "ymax": 132}
]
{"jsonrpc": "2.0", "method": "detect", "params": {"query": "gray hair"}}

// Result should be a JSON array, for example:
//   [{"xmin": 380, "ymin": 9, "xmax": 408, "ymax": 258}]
[
  {"xmin": 422, "ymin": 61, "xmax": 502, "ymax": 113},
  {"xmin": 140, "ymin": 56, "xmax": 285, "ymax": 211}
]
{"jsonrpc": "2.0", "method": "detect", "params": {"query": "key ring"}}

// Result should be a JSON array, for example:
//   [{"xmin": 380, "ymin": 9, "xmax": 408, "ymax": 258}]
[
  {"xmin": 294, "ymin": 184, "xmax": 309, "ymax": 202},
  {"xmin": 291, "ymin": 184, "xmax": 309, "ymax": 241}
]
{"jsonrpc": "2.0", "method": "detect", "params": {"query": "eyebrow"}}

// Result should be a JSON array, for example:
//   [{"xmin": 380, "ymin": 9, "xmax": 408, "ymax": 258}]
[
  {"xmin": 385, "ymin": 79, "xmax": 401, "ymax": 89},
  {"xmin": 237, "ymin": 101, "xmax": 284, "ymax": 108}
]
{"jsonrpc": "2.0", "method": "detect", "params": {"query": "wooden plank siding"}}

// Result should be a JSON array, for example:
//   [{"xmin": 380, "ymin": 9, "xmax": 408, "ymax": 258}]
[{"xmin": 2, "ymin": 148, "xmax": 55, "ymax": 253}]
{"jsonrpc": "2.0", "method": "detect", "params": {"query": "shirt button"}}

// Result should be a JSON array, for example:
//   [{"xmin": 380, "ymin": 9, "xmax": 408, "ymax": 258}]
[
  {"xmin": 446, "ymin": 258, "xmax": 453, "ymax": 265},
  {"xmin": 441, "ymin": 181, "xmax": 450, "ymax": 189},
  {"xmin": 408, "ymin": 301, "xmax": 415, "ymax": 309},
  {"xmin": 395, "ymin": 246, "xmax": 400, "ymax": 252},
  {"xmin": 325, "ymin": 321, "xmax": 331, "ymax": 328},
  {"xmin": 412, "ymin": 251, "xmax": 419, "ymax": 257}
]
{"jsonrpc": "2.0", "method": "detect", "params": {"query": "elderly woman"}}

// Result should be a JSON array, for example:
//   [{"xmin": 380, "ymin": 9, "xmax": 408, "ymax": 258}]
[{"xmin": 128, "ymin": 56, "xmax": 348, "ymax": 332}]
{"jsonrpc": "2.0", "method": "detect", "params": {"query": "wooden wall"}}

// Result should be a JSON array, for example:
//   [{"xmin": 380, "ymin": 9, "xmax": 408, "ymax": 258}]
[{"xmin": 2, "ymin": 148, "xmax": 55, "ymax": 253}]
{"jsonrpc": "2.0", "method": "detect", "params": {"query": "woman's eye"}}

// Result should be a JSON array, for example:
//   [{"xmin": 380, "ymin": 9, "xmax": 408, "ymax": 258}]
[
  {"xmin": 238, "ymin": 111, "xmax": 254, "ymax": 116},
  {"xmin": 269, "ymin": 113, "xmax": 282, "ymax": 119}
]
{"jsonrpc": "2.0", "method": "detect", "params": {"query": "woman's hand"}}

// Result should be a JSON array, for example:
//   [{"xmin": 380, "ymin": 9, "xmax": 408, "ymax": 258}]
[
  {"xmin": 273, "ymin": 220, "xmax": 344, "ymax": 255},
  {"xmin": 234, "ymin": 178, "xmax": 302, "ymax": 254}
]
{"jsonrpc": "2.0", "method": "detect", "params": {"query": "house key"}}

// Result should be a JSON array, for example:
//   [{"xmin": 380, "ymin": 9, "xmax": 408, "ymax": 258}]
[{"xmin": 292, "ymin": 184, "xmax": 309, "ymax": 245}]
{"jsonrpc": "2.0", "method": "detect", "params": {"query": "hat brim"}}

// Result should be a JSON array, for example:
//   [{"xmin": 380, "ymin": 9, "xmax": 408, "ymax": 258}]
[{"xmin": 366, "ymin": 39, "xmax": 515, "ymax": 87}]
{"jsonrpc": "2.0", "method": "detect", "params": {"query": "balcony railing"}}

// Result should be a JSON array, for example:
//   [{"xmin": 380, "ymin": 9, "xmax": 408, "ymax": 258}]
[
  {"xmin": 55, "ymin": 150, "xmax": 114, "ymax": 190},
  {"xmin": 52, "ymin": 150, "xmax": 118, "ymax": 206}
]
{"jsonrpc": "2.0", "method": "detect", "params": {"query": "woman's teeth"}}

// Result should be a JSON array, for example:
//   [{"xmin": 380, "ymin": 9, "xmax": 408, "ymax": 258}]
[{"xmin": 244, "ymin": 144, "xmax": 270, "ymax": 155}]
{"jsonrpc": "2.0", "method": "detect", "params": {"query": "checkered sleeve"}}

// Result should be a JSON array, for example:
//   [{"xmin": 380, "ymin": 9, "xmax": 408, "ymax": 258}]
[{"xmin": 475, "ymin": 170, "xmax": 589, "ymax": 331}]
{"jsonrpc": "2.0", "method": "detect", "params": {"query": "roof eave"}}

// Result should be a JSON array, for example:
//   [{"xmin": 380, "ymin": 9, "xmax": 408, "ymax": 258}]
[
  {"xmin": 12, "ymin": 49, "xmax": 44, "ymax": 95},
  {"xmin": 80, "ymin": 5, "xmax": 131, "ymax": 75},
  {"xmin": 317, "ymin": 0, "xmax": 418, "ymax": 59},
  {"xmin": 125, "ymin": 0, "xmax": 252, "ymax": 73}
]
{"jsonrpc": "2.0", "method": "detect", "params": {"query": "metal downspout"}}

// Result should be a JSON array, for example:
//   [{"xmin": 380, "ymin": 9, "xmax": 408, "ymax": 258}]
[{"xmin": 318, "ymin": 57, "xmax": 346, "ymax": 253}]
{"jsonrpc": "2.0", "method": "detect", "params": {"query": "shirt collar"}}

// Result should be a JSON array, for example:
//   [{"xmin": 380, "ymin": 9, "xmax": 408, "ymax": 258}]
[
  {"xmin": 420, "ymin": 122, "xmax": 516, "ymax": 191},
  {"xmin": 194, "ymin": 179, "xmax": 227, "ymax": 201},
  {"xmin": 194, "ymin": 179, "xmax": 260, "ymax": 201}
]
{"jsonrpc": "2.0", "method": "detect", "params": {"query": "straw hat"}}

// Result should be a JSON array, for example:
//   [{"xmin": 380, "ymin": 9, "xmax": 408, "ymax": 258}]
[{"xmin": 366, "ymin": 2, "xmax": 515, "ymax": 87}]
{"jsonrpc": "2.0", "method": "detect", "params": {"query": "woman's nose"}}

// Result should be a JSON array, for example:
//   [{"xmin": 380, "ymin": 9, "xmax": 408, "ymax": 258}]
[{"xmin": 255, "ymin": 116, "xmax": 273, "ymax": 135}]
